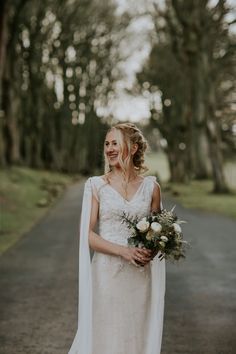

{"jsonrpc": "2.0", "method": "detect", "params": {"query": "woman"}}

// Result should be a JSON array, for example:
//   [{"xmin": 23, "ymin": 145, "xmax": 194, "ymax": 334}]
[{"xmin": 68, "ymin": 123, "xmax": 166, "ymax": 354}]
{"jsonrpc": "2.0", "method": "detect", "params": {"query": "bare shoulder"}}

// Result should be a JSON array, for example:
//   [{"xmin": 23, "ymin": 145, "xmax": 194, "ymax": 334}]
[{"xmin": 146, "ymin": 175, "xmax": 161, "ymax": 189}]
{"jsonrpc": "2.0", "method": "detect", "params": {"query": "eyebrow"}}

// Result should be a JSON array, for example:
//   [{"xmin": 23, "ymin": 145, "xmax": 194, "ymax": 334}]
[{"xmin": 105, "ymin": 140, "xmax": 117, "ymax": 143}]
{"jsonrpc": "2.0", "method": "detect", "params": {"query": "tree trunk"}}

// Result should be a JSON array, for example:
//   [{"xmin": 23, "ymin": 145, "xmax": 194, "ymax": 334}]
[
  {"xmin": 0, "ymin": 0, "xmax": 8, "ymax": 166},
  {"xmin": 206, "ymin": 87, "xmax": 229, "ymax": 193},
  {"xmin": 2, "ymin": 61, "xmax": 21, "ymax": 164},
  {"xmin": 167, "ymin": 148, "xmax": 188, "ymax": 183},
  {"xmin": 189, "ymin": 52, "xmax": 212, "ymax": 179},
  {"xmin": 158, "ymin": 101, "xmax": 192, "ymax": 183},
  {"xmin": 0, "ymin": 0, "xmax": 7, "ymax": 92}
]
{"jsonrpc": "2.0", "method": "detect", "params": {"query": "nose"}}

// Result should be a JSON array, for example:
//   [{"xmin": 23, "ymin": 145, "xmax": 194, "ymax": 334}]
[{"xmin": 107, "ymin": 144, "xmax": 114, "ymax": 153}]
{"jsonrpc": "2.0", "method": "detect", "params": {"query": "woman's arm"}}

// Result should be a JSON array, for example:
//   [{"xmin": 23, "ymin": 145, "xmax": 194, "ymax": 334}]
[
  {"xmin": 88, "ymin": 194, "xmax": 123, "ymax": 256},
  {"xmin": 88, "ymin": 194, "xmax": 152, "ymax": 265},
  {"xmin": 151, "ymin": 181, "xmax": 161, "ymax": 213},
  {"xmin": 150, "ymin": 181, "xmax": 163, "ymax": 260}
]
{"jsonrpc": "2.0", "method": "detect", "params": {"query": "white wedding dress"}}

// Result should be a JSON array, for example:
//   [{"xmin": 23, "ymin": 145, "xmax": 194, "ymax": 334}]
[{"xmin": 68, "ymin": 175, "xmax": 166, "ymax": 354}]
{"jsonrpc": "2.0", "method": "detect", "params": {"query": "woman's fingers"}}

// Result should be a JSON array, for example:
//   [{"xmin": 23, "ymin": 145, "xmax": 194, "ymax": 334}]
[
  {"xmin": 131, "ymin": 259, "xmax": 139, "ymax": 266},
  {"xmin": 137, "ymin": 256, "xmax": 150, "ymax": 263},
  {"xmin": 134, "ymin": 253, "xmax": 146, "ymax": 261},
  {"xmin": 134, "ymin": 254, "xmax": 153, "ymax": 266},
  {"xmin": 135, "ymin": 251, "xmax": 151, "ymax": 262},
  {"xmin": 130, "ymin": 248, "xmax": 165, "ymax": 266},
  {"xmin": 136, "ymin": 248, "xmax": 152, "ymax": 256}
]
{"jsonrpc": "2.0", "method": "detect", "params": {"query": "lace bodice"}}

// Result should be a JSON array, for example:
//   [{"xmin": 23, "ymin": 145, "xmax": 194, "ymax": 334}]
[{"xmin": 90, "ymin": 175, "xmax": 157, "ymax": 246}]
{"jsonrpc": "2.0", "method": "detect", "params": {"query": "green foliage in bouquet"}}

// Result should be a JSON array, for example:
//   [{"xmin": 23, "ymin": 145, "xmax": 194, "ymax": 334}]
[{"xmin": 121, "ymin": 206, "xmax": 189, "ymax": 261}]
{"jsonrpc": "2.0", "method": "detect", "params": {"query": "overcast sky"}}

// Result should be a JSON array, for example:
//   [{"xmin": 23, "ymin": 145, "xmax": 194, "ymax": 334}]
[{"xmin": 108, "ymin": 0, "xmax": 154, "ymax": 122}]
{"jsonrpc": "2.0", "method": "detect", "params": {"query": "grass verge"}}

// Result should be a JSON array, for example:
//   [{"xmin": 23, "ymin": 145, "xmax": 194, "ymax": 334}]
[
  {"xmin": 163, "ymin": 180, "xmax": 236, "ymax": 219},
  {"xmin": 146, "ymin": 152, "xmax": 236, "ymax": 219},
  {"xmin": 0, "ymin": 167, "xmax": 76, "ymax": 255}
]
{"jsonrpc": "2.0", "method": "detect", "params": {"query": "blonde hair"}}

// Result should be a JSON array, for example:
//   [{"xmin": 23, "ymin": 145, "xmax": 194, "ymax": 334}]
[{"xmin": 104, "ymin": 122, "xmax": 148, "ymax": 178}]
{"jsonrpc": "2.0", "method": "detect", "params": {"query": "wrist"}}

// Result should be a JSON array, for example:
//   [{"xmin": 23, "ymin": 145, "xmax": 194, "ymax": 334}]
[{"xmin": 115, "ymin": 245, "xmax": 125, "ymax": 258}]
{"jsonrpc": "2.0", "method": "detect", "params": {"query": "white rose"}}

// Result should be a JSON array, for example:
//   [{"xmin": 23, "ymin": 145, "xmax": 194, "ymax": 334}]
[
  {"xmin": 173, "ymin": 223, "xmax": 182, "ymax": 233},
  {"xmin": 161, "ymin": 236, "xmax": 168, "ymax": 242},
  {"xmin": 150, "ymin": 222, "xmax": 162, "ymax": 234},
  {"xmin": 136, "ymin": 220, "xmax": 150, "ymax": 233},
  {"xmin": 159, "ymin": 241, "xmax": 166, "ymax": 247}
]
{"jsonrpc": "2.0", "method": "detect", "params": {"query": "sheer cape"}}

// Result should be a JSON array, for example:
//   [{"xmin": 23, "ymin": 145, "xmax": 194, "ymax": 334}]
[{"xmin": 68, "ymin": 177, "xmax": 166, "ymax": 354}]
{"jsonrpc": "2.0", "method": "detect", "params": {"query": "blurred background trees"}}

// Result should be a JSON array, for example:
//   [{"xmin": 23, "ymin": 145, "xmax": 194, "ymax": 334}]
[
  {"xmin": 139, "ymin": 0, "xmax": 236, "ymax": 192},
  {"xmin": 0, "ymin": 0, "xmax": 235, "ymax": 192},
  {"xmin": 0, "ymin": 0, "xmax": 122, "ymax": 173}
]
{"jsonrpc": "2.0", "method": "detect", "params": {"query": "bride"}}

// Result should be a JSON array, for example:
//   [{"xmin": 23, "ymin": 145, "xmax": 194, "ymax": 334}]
[{"xmin": 68, "ymin": 122, "xmax": 166, "ymax": 354}]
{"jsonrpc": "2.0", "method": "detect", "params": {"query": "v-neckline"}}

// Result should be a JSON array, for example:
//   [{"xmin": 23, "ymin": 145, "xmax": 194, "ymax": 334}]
[{"xmin": 99, "ymin": 176, "xmax": 146, "ymax": 203}]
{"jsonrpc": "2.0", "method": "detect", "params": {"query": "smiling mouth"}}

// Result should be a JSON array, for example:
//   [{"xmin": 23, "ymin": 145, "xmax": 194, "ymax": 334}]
[{"xmin": 108, "ymin": 154, "xmax": 118, "ymax": 159}]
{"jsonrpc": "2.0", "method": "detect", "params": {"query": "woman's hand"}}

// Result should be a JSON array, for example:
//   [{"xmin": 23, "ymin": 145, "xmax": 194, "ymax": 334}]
[
  {"xmin": 138, "ymin": 249, "xmax": 165, "ymax": 265},
  {"xmin": 120, "ymin": 246, "xmax": 153, "ymax": 266}
]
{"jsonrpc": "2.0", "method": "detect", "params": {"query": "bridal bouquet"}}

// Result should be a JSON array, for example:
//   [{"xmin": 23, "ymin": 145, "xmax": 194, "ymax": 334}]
[{"xmin": 121, "ymin": 206, "xmax": 189, "ymax": 261}]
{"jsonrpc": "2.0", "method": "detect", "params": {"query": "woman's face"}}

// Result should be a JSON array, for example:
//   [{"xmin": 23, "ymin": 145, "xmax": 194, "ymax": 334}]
[{"xmin": 104, "ymin": 129, "xmax": 125, "ymax": 167}]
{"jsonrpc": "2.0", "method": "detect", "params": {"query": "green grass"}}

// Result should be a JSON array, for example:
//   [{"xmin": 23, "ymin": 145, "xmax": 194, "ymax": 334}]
[
  {"xmin": 0, "ymin": 167, "xmax": 75, "ymax": 255},
  {"xmin": 164, "ymin": 180, "xmax": 236, "ymax": 219},
  {"xmin": 146, "ymin": 151, "xmax": 170, "ymax": 182},
  {"xmin": 146, "ymin": 152, "xmax": 236, "ymax": 219},
  {"xmin": 224, "ymin": 160, "xmax": 236, "ymax": 189}
]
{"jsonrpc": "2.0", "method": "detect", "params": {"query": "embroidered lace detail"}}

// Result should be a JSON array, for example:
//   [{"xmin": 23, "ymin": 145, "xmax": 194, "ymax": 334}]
[{"xmin": 90, "ymin": 176, "xmax": 157, "ymax": 274}]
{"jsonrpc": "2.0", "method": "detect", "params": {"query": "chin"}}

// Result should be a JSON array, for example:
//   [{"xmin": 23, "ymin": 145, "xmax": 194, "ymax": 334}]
[{"xmin": 108, "ymin": 160, "xmax": 120, "ymax": 168}]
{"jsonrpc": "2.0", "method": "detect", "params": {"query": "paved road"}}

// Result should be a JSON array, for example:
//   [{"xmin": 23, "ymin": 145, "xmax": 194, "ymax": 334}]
[
  {"xmin": 0, "ymin": 181, "xmax": 235, "ymax": 354},
  {"xmin": 161, "ymin": 200, "xmax": 236, "ymax": 354}
]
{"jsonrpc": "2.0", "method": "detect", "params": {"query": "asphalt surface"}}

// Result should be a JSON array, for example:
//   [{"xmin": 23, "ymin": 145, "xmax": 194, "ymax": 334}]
[{"xmin": 0, "ymin": 181, "xmax": 235, "ymax": 354}]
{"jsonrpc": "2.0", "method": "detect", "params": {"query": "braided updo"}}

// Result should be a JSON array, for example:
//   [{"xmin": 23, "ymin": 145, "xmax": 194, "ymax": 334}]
[{"xmin": 104, "ymin": 122, "xmax": 149, "ymax": 175}]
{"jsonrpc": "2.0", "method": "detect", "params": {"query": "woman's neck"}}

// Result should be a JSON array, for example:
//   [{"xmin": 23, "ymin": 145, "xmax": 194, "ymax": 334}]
[{"xmin": 110, "ymin": 166, "xmax": 138, "ymax": 182}]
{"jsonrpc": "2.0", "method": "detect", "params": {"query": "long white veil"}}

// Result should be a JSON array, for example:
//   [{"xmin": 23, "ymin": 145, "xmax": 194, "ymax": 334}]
[{"xmin": 68, "ymin": 176, "xmax": 166, "ymax": 354}]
